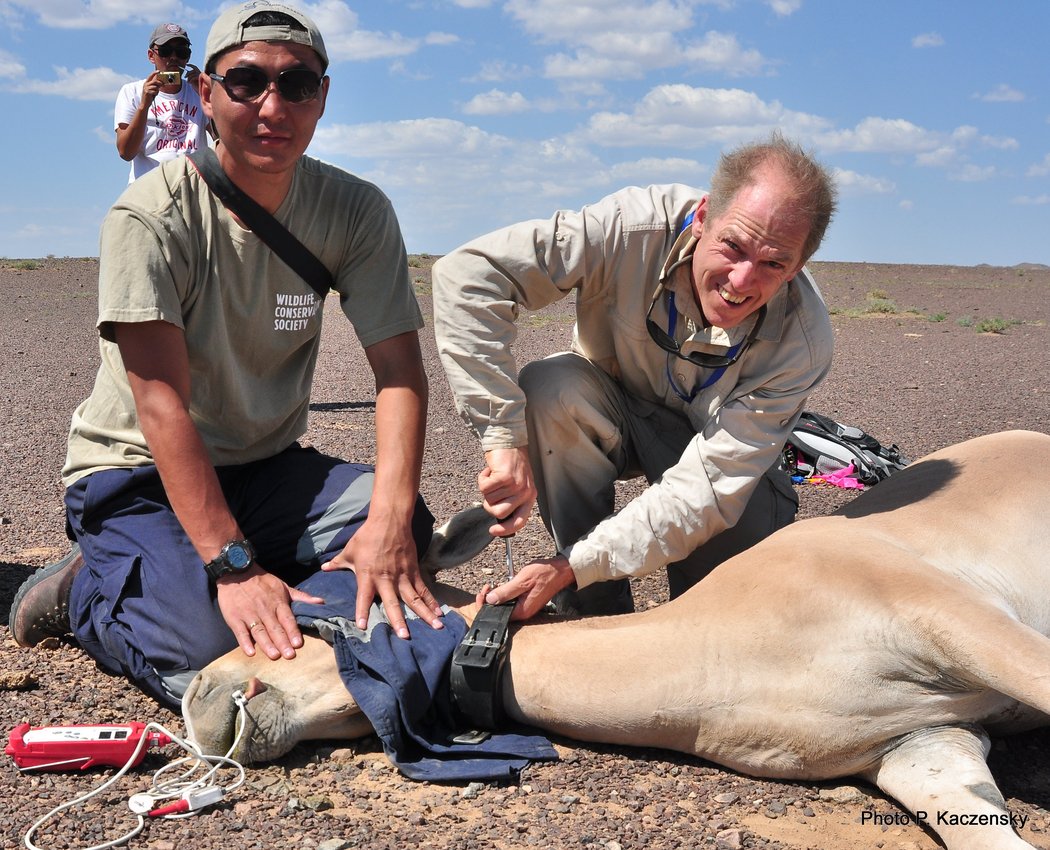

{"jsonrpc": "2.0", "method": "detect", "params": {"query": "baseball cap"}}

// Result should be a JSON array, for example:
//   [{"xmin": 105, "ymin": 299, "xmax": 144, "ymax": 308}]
[
  {"xmin": 204, "ymin": 2, "xmax": 328, "ymax": 72},
  {"xmin": 150, "ymin": 23, "xmax": 190, "ymax": 48}
]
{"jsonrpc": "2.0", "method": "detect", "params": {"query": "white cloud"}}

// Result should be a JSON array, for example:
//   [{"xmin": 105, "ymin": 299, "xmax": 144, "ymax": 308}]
[
  {"xmin": 832, "ymin": 168, "xmax": 895, "ymax": 195},
  {"xmin": 581, "ymin": 85, "xmax": 830, "ymax": 148},
  {"xmin": 0, "ymin": 49, "xmax": 27, "ymax": 78},
  {"xmin": 543, "ymin": 30, "xmax": 769, "ymax": 81},
  {"xmin": 1012, "ymin": 195, "xmax": 1050, "ymax": 206},
  {"xmin": 817, "ymin": 117, "xmax": 941, "ymax": 154},
  {"xmin": 5, "ymin": 0, "xmax": 448, "ymax": 63},
  {"xmin": 313, "ymin": 118, "xmax": 515, "ymax": 161},
  {"xmin": 319, "ymin": 13, "xmax": 421, "ymax": 62},
  {"xmin": 899, "ymin": 199, "xmax": 913, "ymax": 210},
  {"xmin": 979, "ymin": 134, "xmax": 1018, "ymax": 150},
  {"xmin": 544, "ymin": 51, "xmax": 638, "ymax": 81},
  {"xmin": 310, "ymin": 117, "xmax": 614, "ymax": 238},
  {"xmin": 298, "ymin": 1, "xmax": 454, "ymax": 63},
  {"xmin": 1027, "ymin": 154, "xmax": 1050, "ymax": 178},
  {"xmin": 949, "ymin": 125, "xmax": 978, "ymax": 144},
  {"xmin": 338, "ymin": 30, "xmax": 420, "ymax": 60},
  {"xmin": 506, "ymin": 0, "xmax": 688, "ymax": 39},
  {"xmin": 608, "ymin": 156, "xmax": 707, "ymax": 186},
  {"xmin": 915, "ymin": 146, "xmax": 959, "ymax": 168},
  {"xmin": 424, "ymin": 32, "xmax": 460, "ymax": 46},
  {"xmin": 767, "ymin": 0, "xmax": 802, "ymax": 16},
  {"xmin": 386, "ymin": 59, "xmax": 429, "ymax": 81},
  {"xmin": 12, "ymin": 65, "xmax": 134, "ymax": 101},
  {"xmin": 912, "ymin": 32, "xmax": 944, "ymax": 48},
  {"xmin": 462, "ymin": 89, "xmax": 531, "ymax": 115},
  {"xmin": 309, "ymin": 117, "xmax": 700, "ymax": 229},
  {"xmin": 504, "ymin": 0, "xmax": 770, "ymax": 80},
  {"xmin": 948, "ymin": 163, "xmax": 996, "ymax": 182},
  {"xmin": 681, "ymin": 31, "xmax": 769, "ymax": 77},
  {"xmin": 468, "ymin": 60, "xmax": 532, "ymax": 83},
  {"xmin": 3, "ymin": 0, "xmax": 199, "ymax": 30},
  {"xmin": 973, "ymin": 83, "xmax": 1024, "ymax": 103},
  {"xmin": 948, "ymin": 125, "xmax": 1016, "ymax": 150}
]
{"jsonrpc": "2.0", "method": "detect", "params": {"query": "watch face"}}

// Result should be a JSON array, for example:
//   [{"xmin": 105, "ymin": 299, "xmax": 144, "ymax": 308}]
[{"xmin": 226, "ymin": 543, "xmax": 252, "ymax": 571}]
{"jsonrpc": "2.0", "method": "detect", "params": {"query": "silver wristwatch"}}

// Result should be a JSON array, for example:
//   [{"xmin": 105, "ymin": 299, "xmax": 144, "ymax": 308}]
[{"xmin": 204, "ymin": 538, "xmax": 256, "ymax": 581}]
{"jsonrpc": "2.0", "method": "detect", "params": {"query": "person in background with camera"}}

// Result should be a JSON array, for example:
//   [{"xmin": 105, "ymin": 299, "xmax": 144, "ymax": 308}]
[
  {"xmin": 9, "ymin": 3, "xmax": 441, "ymax": 709},
  {"xmin": 114, "ymin": 23, "xmax": 210, "ymax": 182},
  {"xmin": 433, "ymin": 134, "xmax": 837, "ymax": 620}
]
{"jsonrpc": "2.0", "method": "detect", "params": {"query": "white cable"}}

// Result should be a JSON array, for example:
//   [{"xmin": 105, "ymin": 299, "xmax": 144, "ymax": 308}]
[{"xmin": 23, "ymin": 691, "xmax": 250, "ymax": 850}]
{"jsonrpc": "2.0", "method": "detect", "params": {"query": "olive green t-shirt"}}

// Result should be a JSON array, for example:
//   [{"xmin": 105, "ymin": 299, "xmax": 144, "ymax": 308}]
[{"xmin": 63, "ymin": 154, "xmax": 422, "ymax": 486}]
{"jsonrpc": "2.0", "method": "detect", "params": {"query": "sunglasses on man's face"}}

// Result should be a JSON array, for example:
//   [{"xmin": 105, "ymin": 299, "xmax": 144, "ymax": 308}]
[
  {"xmin": 644, "ymin": 285, "xmax": 766, "ymax": 369},
  {"xmin": 209, "ymin": 66, "xmax": 324, "ymax": 104},
  {"xmin": 154, "ymin": 43, "xmax": 191, "ymax": 61}
]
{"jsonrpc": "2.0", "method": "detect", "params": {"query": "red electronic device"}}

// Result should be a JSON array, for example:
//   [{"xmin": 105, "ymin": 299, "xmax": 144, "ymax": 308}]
[{"xmin": 6, "ymin": 722, "xmax": 173, "ymax": 772}]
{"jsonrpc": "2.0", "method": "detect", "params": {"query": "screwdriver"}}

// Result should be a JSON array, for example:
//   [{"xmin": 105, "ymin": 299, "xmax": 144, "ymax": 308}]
[{"xmin": 504, "ymin": 534, "xmax": 515, "ymax": 580}]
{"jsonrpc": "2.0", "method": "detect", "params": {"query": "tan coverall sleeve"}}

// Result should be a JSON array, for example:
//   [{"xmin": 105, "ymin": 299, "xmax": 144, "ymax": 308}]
[{"xmin": 432, "ymin": 207, "xmax": 607, "ymax": 451}]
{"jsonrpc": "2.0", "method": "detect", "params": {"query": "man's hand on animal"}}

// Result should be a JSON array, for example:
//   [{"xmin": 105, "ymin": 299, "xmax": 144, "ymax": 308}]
[
  {"xmin": 479, "ymin": 447, "xmax": 536, "ymax": 536},
  {"xmin": 216, "ymin": 566, "xmax": 323, "ymax": 660},
  {"xmin": 322, "ymin": 515, "xmax": 444, "ymax": 639},
  {"xmin": 484, "ymin": 554, "xmax": 576, "ymax": 620}
]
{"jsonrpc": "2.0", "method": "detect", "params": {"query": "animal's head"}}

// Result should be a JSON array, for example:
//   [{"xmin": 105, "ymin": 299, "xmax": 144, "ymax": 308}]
[
  {"xmin": 183, "ymin": 504, "xmax": 495, "ymax": 762},
  {"xmin": 182, "ymin": 633, "xmax": 372, "ymax": 762}
]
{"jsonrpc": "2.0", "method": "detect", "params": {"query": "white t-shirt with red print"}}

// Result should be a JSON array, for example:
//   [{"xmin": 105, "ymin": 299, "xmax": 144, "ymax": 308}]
[{"xmin": 114, "ymin": 78, "xmax": 208, "ymax": 182}]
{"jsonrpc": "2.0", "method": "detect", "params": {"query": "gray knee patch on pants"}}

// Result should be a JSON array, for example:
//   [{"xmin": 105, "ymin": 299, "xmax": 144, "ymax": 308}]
[{"xmin": 295, "ymin": 472, "xmax": 375, "ymax": 563}]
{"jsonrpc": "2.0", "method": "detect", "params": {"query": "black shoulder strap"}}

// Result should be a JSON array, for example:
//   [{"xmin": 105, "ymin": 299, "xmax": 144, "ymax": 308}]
[{"xmin": 188, "ymin": 148, "xmax": 334, "ymax": 300}]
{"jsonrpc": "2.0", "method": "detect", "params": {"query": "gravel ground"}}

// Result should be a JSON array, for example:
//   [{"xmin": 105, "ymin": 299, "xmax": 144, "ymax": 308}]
[{"xmin": 1, "ymin": 257, "xmax": 1048, "ymax": 850}]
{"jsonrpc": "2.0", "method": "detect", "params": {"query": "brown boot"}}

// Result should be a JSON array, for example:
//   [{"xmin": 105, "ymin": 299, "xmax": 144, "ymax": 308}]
[{"xmin": 8, "ymin": 545, "xmax": 83, "ymax": 647}]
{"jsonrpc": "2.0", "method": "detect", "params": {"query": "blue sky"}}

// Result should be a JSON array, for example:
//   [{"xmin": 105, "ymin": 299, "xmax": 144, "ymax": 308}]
[{"xmin": 2, "ymin": 0, "xmax": 1048, "ymax": 265}]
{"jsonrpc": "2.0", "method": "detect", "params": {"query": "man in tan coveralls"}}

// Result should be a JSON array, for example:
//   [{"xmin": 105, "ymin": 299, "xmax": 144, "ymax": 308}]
[{"xmin": 432, "ymin": 134, "xmax": 837, "ymax": 619}]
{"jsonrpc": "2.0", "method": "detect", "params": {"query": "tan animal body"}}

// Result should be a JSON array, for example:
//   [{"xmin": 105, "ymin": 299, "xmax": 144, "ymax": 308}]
[{"xmin": 184, "ymin": 430, "xmax": 1050, "ymax": 850}]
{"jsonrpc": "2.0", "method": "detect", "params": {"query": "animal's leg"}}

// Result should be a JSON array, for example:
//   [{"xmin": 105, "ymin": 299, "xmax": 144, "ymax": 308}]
[
  {"xmin": 861, "ymin": 724, "xmax": 1034, "ymax": 850},
  {"xmin": 421, "ymin": 504, "xmax": 494, "ymax": 573}
]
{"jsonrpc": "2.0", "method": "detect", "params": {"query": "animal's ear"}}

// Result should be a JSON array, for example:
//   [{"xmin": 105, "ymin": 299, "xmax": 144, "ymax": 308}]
[{"xmin": 421, "ymin": 504, "xmax": 494, "ymax": 573}]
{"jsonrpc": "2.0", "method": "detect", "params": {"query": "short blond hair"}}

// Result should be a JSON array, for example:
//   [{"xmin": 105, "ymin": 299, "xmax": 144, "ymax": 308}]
[{"xmin": 706, "ymin": 132, "xmax": 837, "ymax": 263}]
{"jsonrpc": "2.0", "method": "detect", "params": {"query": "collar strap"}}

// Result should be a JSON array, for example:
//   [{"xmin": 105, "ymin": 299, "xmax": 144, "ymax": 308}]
[{"xmin": 449, "ymin": 602, "xmax": 515, "ymax": 732}]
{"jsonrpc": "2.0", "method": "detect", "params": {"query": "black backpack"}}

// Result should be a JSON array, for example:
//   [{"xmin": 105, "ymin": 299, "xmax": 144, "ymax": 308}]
[{"xmin": 782, "ymin": 411, "xmax": 909, "ymax": 486}]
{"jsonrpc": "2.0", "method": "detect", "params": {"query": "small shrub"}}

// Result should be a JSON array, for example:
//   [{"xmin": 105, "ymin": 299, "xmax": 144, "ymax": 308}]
[
  {"xmin": 830, "ymin": 306, "xmax": 866, "ymax": 318},
  {"xmin": 957, "ymin": 316, "xmax": 973, "ymax": 328},
  {"xmin": 973, "ymin": 317, "xmax": 1013, "ymax": 334},
  {"xmin": 864, "ymin": 296, "xmax": 898, "ymax": 314},
  {"xmin": 12, "ymin": 259, "xmax": 41, "ymax": 270},
  {"xmin": 926, "ymin": 312, "xmax": 948, "ymax": 322}
]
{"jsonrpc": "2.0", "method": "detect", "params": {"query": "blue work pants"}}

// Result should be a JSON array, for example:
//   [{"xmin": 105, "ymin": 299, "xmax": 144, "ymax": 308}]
[{"xmin": 64, "ymin": 444, "xmax": 434, "ymax": 710}]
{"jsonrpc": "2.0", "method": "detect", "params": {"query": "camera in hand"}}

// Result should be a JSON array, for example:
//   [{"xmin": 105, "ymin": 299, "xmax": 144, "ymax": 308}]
[{"xmin": 157, "ymin": 71, "xmax": 181, "ymax": 85}]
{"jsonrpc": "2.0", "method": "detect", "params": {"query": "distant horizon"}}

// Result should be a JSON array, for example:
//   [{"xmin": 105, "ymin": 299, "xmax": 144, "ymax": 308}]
[
  {"xmin": 2, "ymin": 2, "xmax": 1048, "ymax": 265},
  {"xmin": 5, "ymin": 254, "xmax": 1049, "ymax": 272}
]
